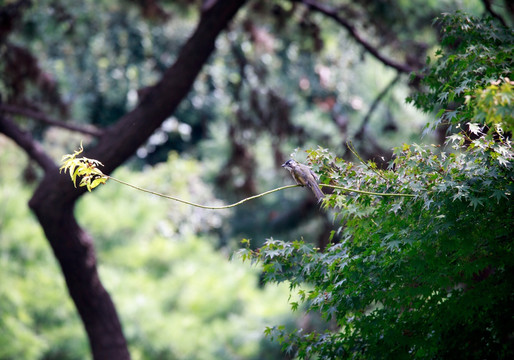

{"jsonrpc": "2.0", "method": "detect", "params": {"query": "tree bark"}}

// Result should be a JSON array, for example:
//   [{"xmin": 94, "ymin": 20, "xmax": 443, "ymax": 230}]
[
  {"xmin": 32, "ymin": 200, "xmax": 131, "ymax": 359},
  {"xmin": 1, "ymin": 1, "xmax": 248, "ymax": 359}
]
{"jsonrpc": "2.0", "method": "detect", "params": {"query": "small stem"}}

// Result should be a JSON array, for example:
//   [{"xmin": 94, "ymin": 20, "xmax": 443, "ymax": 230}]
[
  {"xmin": 346, "ymin": 140, "xmax": 388, "ymax": 181},
  {"xmin": 108, "ymin": 176, "xmax": 301, "ymax": 209}
]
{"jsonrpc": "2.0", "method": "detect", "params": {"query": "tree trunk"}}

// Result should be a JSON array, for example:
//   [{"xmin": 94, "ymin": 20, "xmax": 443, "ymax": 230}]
[
  {"xmin": 18, "ymin": 1, "xmax": 247, "ymax": 358},
  {"xmin": 31, "ymin": 199, "xmax": 131, "ymax": 359}
]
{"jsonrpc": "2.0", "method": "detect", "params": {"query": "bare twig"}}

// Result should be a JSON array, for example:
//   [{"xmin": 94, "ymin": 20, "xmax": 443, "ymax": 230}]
[
  {"xmin": 0, "ymin": 114, "xmax": 56, "ymax": 171},
  {"xmin": 346, "ymin": 141, "xmax": 388, "ymax": 181},
  {"xmin": 0, "ymin": 104, "xmax": 103, "ymax": 137},
  {"xmin": 109, "ymin": 177, "xmax": 301, "ymax": 209}
]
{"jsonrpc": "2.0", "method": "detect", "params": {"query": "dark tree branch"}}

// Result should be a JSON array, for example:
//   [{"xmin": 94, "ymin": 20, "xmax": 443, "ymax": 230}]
[
  {"xmin": 0, "ymin": 114, "xmax": 56, "ymax": 172},
  {"xmin": 25, "ymin": 1, "xmax": 247, "ymax": 359},
  {"xmin": 356, "ymin": 73, "xmax": 401, "ymax": 138},
  {"xmin": 295, "ymin": 0, "xmax": 415, "ymax": 74},
  {"xmin": 0, "ymin": 104, "xmax": 103, "ymax": 137},
  {"xmin": 481, "ymin": 0, "xmax": 508, "ymax": 27}
]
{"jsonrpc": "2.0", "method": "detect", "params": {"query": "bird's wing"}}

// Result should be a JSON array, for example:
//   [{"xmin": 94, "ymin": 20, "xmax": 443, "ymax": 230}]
[{"xmin": 309, "ymin": 168, "xmax": 319, "ymax": 181}]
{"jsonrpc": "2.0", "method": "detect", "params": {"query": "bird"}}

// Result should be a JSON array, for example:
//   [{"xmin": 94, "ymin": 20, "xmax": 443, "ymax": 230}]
[{"xmin": 282, "ymin": 159, "xmax": 324, "ymax": 202}]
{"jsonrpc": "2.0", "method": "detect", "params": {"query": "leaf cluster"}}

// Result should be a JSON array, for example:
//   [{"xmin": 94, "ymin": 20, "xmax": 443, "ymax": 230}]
[
  {"xmin": 59, "ymin": 143, "xmax": 108, "ymax": 191},
  {"xmin": 470, "ymin": 78, "xmax": 514, "ymax": 134},
  {"xmin": 408, "ymin": 13, "xmax": 513, "ymax": 133}
]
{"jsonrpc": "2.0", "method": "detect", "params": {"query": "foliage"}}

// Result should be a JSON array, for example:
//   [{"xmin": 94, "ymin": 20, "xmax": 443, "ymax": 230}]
[
  {"xmin": 471, "ymin": 78, "xmax": 514, "ymax": 134},
  {"xmin": 240, "ymin": 13, "xmax": 514, "ymax": 359},
  {"xmin": 59, "ymin": 142, "xmax": 108, "ymax": 191},
  {"xmin": 408, "ymin": 13, "xmax": 513, "ymax": 134}
]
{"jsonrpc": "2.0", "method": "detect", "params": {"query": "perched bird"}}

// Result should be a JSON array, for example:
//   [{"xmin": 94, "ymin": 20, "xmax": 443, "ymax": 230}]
[{"xmin": 282, "ymin": 159, "xmax": 324, "ymax": 202}]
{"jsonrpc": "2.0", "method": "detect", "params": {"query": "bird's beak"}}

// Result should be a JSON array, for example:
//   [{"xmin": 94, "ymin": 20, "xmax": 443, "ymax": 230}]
[{"xmin": 281, "ymin": 163, "xmax": 286, "ymax": 167}]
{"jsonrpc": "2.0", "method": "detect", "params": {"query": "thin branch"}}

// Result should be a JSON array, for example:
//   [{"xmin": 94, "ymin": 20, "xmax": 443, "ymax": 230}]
[
  {"xmin": 105, "ymin": 175, "xmax": 415, "ymax": 210},
  {"xmin": 0, "ymin": 114, "xmax": 56, "ymax": 171},
  {"xmin": 110, "ymin": 173, "xmax": 416, "ymax": 206},
  {"xmin": 481, "ymin": 0, "xmax": 508, "ymax": 27},
  {"xmin": 356, "ymin": 73, "xmax": 401, "ymax": 138},
  {"xmin": 108, "ymin": 177, "xmax": 415, "ymax": 209},
  {"xmin": 109, "ymin": 176, "xmax": 300, "ymax": 209},
  {"xmin": 0, "ymin": 104, "xmax": 103, "ymax": 137},
  {"xmin": 296, "ymin": 0, "xmax": 414, "ymax": 74}
]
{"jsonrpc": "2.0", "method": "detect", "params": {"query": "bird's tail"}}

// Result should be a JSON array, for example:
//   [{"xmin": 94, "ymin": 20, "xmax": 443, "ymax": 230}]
[{"xmin": 308, "ymin": 183, "xmax": 325, "ymax": 202}]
